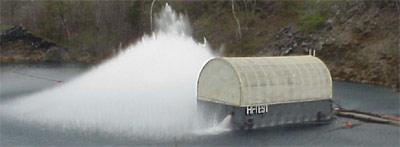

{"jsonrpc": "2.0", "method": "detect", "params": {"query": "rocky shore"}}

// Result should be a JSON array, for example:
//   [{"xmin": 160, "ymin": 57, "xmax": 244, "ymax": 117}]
[
  {"xmin": 0, "ymin": 25, "xmax": 99, "ymax": 64},
  {"xmin": 0, "ymin": 1, "xmax": 398, "ymax": 91},
  {"xmin": 257, "ymin": 2, "xmax": 399, "ymax": 90}
]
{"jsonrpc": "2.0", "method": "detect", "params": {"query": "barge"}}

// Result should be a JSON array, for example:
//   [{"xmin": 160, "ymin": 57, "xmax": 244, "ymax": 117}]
[{"xmin": 197, "ymin": 56, "xmax": 333, "ymax": 129}]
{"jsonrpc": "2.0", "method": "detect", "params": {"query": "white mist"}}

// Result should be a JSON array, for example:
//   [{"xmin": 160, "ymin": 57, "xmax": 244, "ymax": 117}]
[{"xmin": 1, "ymin": 4, "xmax": 215, "ymax": 139}]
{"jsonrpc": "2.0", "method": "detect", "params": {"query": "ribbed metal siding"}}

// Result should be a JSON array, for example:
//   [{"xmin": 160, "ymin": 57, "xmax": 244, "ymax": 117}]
[{"xmin": 197, "ymin": 56, "xmax": 332, "ymax": 107}]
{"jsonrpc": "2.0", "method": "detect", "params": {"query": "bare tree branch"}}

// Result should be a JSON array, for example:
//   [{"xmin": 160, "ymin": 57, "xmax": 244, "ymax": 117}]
[
  {"xmin": 231, "ymin": 0, "xmax": 242, "ymax": 39},
  {"xmin": 150, "ymin": 0, "xmax": 157, "ymax": 32}
]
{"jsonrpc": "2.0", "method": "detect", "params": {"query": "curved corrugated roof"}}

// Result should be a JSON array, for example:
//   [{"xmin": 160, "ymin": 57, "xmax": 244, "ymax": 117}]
[{"xmin": 197, "ymin": 56, "xmax": 332, "ymax": 107}]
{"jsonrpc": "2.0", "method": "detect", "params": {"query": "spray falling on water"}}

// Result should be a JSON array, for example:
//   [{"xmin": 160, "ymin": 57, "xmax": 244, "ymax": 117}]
[{"xmin": 1, "ymin": 4, "xmax": 216, "ymax": 139}]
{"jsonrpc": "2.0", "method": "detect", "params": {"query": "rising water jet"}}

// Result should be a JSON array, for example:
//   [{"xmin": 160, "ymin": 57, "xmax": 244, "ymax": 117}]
[{"xmin": 1, "ymin": 4, "xmax": 215, "ymax": 139}]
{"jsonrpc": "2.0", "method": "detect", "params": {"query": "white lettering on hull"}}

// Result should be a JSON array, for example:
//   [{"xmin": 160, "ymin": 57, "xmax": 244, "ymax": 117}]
[{"xmin": 245, "ymin": 105, "xmax": 268, "ymax": 115}]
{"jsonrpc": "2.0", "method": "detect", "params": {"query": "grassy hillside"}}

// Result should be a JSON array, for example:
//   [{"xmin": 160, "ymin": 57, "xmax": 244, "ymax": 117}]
[{"xmin": 0, "ymin": 0, "xmax": 398, "ymax": 89}]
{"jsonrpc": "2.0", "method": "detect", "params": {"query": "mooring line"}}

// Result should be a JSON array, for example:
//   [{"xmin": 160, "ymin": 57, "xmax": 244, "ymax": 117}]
[{"xmin": 11, "ymin": 71, "xmax": 63, "ymax": 83}]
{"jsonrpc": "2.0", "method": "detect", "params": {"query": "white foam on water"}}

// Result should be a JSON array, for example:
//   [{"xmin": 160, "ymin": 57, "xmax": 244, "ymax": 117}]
[
  {"xmin": 0, "ymin": 4, "xmax": 222, "ymax": 139},
  {"xmin": 194, "ymin": 114, "xmax": 233, "ymax": 135}
]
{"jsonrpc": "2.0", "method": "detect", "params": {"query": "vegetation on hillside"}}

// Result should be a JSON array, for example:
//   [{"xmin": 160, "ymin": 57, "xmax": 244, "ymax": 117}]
[
  {"xmin": 0, "ymin": 0, "xmax": 332, "ymax": 57},
  {"xmin": 0, "ymin": 0, "xmax": 399, "ymax": 89}
]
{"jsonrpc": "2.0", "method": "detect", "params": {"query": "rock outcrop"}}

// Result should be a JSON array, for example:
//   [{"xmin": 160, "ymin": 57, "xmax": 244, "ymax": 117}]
[
  {"xmin": 0, "ymin": 26, "xmax": 71, "ymax": 63},
  {"xmin": 259, "ymin": 1, "xmax": 399, "ymax": 90}
]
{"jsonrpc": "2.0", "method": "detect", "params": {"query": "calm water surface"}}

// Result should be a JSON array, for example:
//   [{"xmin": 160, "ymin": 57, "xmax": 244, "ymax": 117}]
[{"xmin": 0, "ymin": 64, "xmax": 399, "ymax": 146}]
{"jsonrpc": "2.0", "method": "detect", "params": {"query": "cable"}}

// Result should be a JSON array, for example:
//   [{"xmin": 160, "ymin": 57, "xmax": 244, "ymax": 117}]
[
  {"xmin": 332, "ymin": 99, "xmax": 400, "ymax": 126},
  {"xmin": 11, "ymin": 71, "xmax": 63, "ymax": 83}
]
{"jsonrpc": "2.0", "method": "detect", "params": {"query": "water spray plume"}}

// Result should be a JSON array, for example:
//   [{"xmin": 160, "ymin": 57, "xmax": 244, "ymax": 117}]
[{"xmin": 1, "ymin": 4, "xmax": 215, "ymax": 139}]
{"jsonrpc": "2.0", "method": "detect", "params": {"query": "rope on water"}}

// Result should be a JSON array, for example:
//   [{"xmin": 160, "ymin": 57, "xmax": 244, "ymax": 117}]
[{"xmin": 11, "ymin": 71, "xmax": 63, "ymax": 83}]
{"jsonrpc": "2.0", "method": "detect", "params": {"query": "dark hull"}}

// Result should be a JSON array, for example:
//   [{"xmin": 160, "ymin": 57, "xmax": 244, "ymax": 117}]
[{"xmin": 197, "ymin": 100, "xmax": 333, "ymax": 129}]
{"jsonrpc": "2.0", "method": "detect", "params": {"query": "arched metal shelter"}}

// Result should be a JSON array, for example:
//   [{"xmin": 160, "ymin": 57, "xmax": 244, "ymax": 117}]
[{"xmin": 198, "ymin": 56, "xmax": 332, "ymax": 107}]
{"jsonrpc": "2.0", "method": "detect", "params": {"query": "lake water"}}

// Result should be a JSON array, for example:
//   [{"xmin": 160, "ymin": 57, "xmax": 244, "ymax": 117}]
[{"xmin": 0, "ymin": 64, "xmax": 399, "ymax": 146}]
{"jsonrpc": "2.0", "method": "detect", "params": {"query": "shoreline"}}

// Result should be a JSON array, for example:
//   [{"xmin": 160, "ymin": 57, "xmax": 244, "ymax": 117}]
[{"xmin": 1, "ymin": 62, "xmax": 398, "ymax": 91}]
